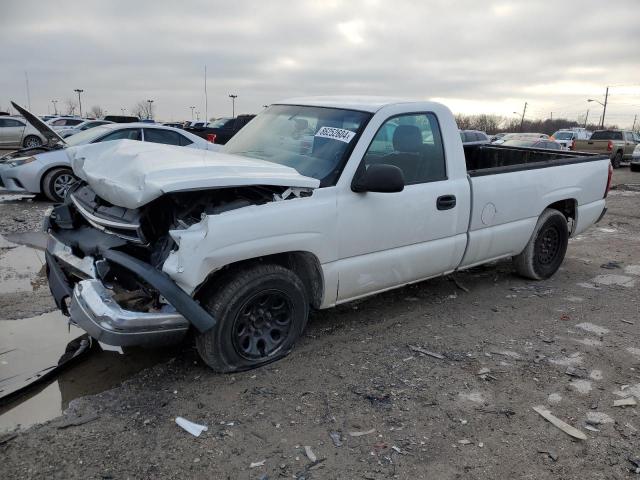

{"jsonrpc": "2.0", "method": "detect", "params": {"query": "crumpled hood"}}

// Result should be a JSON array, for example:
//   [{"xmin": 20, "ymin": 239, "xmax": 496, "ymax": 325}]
[{"xmin": 68, "ymin": 140, "xmax": 320, "ymax": 209}]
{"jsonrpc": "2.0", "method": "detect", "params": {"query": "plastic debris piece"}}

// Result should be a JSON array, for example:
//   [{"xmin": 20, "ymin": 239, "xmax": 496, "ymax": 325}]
[
  {"xmin": 407, "ymin": 345, "xmax": 444, "ymax": 359},
  {"xmin": 537, "ymin": 449, "xmax": 559, "ymax": 461},
  {"xmin": 585, "ymin": 425, "xmax": 600, "ymax": 432},
  {"xmin": 304, "ymin": 446, "xmax": 317, "ymax": 462},
  {"xmin": 175, "ymin": 416, "xmax": 208, "ymax": 437},
  {"xmin": 250, "ymin": 460, "xmax": 266, "ymax": 468},
  {"xmin": 532, "ymin": 406, "xmax": 587, "ymax": 440},
  {"xmin": 57, "ymin": 412, "xmax": 99, "ymax": 429},
  {"xmin": 458, "ymin": 439, "xmax": 472, "ymax": 445},
  {"xmin": 348, "ymin": 428, "xmax": 375, "ymax": 437},
  {"xmin": 613, "ymin": 397, "xmax": 637, "ymax": 407},
  {"xmin": 329, "ymin": 431, "xmax": 342, "ymax": 447}
]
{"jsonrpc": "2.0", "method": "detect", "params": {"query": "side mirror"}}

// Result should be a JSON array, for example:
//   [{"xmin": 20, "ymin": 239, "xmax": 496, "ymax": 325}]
[{"xmin": 352, "ymin": 163, "xmax": 405, "ymax": 193}]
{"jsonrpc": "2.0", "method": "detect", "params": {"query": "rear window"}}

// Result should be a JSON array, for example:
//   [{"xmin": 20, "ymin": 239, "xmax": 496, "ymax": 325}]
[
  {"xmin": 591, "ymin": 131, "xmax": 623, "ymax": 140},
  {"xmin": 553, "ymin": 131, "xmax": 574, "ymax": 140}
]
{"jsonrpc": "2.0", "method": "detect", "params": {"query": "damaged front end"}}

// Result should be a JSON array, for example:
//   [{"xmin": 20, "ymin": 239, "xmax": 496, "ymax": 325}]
[{"xmin": 45, "ymin": 181, "xmax": 308, "ymax": 347}]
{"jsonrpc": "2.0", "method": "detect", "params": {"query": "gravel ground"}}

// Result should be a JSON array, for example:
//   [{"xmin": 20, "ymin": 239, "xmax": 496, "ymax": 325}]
[{"xmin": 1, "ymin": 169, "xmax": 639, "ymax": 479}]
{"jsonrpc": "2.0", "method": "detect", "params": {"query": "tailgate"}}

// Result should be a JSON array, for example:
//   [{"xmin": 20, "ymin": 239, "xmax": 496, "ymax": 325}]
[{"xmin": 575, "ymin": 139, "xmax": 609, "ymax": 153}]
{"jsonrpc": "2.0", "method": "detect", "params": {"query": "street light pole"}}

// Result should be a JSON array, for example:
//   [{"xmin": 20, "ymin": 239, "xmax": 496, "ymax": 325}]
[
  {"xmin": 517, "ymin": 102, "xmax": 527, "ymax": 132},
  {"xmin": 73, "ymin": 89, "xmax": 84, "ymax": 117},
  {"xmin": 601, "ymin": 86, "xmax": 609, "ymax": 128},
  {"xmin": 229, "ymin": 94, "xmax": 238, "ymax": 118},
  {"xmin": 190, "ymin": 106, "xmax": 195, "ymax": 121},
  {"xmin": 147, "ymin": 99, "xmax": 154, "ymax": 120},
  {"xmin": 51, "ymin": 100, "xmax": 58, "ymax": 115},
  {"xmin": 584, "ymin": 109, "xmax": 589, "ymax": 128}
]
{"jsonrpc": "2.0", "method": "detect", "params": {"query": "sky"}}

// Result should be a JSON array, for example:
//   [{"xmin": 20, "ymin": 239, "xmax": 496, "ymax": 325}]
[{"xmin": 1, "ymin": 0, "xmax": 639, "ymax": 126}]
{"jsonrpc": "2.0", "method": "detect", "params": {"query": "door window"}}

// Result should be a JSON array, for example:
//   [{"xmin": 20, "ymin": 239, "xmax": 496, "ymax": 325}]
[
  {"xmin": 98, "ymin": 128, "xmax": 142, "ymax": 142},
  {"xmin": 362, "ymin": 113, "xmax": 446, "ymax": 184},
  {"xmin": 1, "ymin": 119, "xmax": 24, "ymax": 127},
  {"xmin": 144, "ymin": 128, "xmax": 188, "ymax": 146}
]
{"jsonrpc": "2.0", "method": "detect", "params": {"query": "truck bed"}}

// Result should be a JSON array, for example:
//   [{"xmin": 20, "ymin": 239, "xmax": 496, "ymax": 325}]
[{"xmin": 464, "ymin": 144, "xmax": 607, "ymax": 176}]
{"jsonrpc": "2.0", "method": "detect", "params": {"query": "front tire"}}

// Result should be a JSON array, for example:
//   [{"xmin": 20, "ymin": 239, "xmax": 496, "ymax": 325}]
[
  {"xmin": 23, "ymin": 135, "xmax": 42, "ymax": 148},
  {"xmin": 42, "ymin": 168, "xmax": 78, "ymax": 202},
  {"xmin": 513, "ymin": 208, "xmax": 569, "ymax": 280},
  {"xmin": 196, "ymin": 264, "xmax": 309, "ymax": 372},
  {"xmin": 611, "ymin": 151, "xmax": 622, "ymax": 169}
]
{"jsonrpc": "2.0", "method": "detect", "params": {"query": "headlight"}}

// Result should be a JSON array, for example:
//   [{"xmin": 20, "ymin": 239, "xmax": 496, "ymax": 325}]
[{"xmin": 9, "ymin": 156, "xmax": 36, "ymax": 167}]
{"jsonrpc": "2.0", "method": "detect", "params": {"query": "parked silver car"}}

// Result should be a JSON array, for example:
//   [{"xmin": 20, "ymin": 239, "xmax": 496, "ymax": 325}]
[
  {"xmin": 0, "ymin": 103, "xmax": 220, "ymax": 202},
  {"xmin": 0, "ymin": 116, "xmax": 47, "ymax": 148},
  {"xmin": 57, "ymin": 120, "xmax": 114, "ymax": 138}
]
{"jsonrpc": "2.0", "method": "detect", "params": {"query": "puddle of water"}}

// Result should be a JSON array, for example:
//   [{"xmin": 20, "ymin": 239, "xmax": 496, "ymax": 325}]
[
  {"xmin": 0, "ymin": 245, "xmax": 46, "ymax": 294},
  {"xmin": 0, "ymin": 311, "xmax": 177, "ymax": 432}
]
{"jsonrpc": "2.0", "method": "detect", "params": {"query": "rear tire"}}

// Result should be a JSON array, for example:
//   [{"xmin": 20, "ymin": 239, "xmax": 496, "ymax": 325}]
[
  {"xmin": 513, "ymin": 208, "xmax": 569, "ymax": 280},
  {"xmin": 42, "ymin": 168, "xmax": 77, "ymax": 202},
  {"xmin": 23, "ymin": 135, "xmax": 42, "ymax": 148},
  {"xmin": 196, "ymin": 264, "xmax": 309, "ymax": 373},
  {"xmin": 630, "ymin": 163, "xmax": 640, "ymax": 172},
  {"xmin": 611, "ymin": 151, "xmax": 622, "ymax": 169}
]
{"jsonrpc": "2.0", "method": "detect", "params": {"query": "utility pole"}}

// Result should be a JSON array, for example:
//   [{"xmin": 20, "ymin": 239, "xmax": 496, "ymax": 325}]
[
  {"xmin": 519, "ymin": 102, "xmax": 527, "ymax": 132},
  {"xmin": 229, "ymin": 94, "xmax": 238, "ymax": 118},
  {"xmin": 121, "ymin": 107, "xmax": 126, "ymax": 115},
  {"xmin": 190, "ymin": 106, "xmax": 195, "ymax": 120},
  {"xmin": 25, "ymin": 72, "xmax": 31, "ymax": 110},
  {"xmin": 550, "ymin": 112, "xmax": 553, "ymax": 121},
  {"xmin": 204, "ymin": 65, "xmax": 208, "ymax": 122},
  {"xmin": 584, "ymin": 109, "xmax": 589, "ymax": 128},
  {"xmin": 601, "ymin": 86, "xmax": 609, "ymax": 128},
  {"xmin": 51, "ymin": 100, "xmax": 58, "ymax": 115},
  {"xmin": 74, "ymin": 89, "xmax": 84, "ymax": 117},
  {"xmin": 147, "ymin": 99, "xmax": 154, "ymax": 120},
  {"xmin": 633, "ymin": 114, "xmax": 637, "ymax": 131}
]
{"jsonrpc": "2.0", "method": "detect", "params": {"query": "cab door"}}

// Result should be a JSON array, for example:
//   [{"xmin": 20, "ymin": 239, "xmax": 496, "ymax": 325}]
[
  {"xmin": 334, "ymin": 112, "xmax": 469, "ymax": 302},
  {"xmin": 0, "ymin": 118, "xmax": 26, "ymax": 147}
]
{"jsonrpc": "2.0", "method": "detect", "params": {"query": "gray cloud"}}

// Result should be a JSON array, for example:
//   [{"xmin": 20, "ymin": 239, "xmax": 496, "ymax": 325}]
[{"xmin": 1, "ymin": 0, "xmax": 639, "ymax": 125}]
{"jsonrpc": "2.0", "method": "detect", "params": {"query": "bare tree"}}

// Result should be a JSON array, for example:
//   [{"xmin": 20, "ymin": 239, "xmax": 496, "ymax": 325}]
[
  {"xmin": 88, "ymin": 105, "xmax": 104, "ymax": 119},
  {"xmin": 131, "ymin": 100, "xmax": 152, "ymax": 120},
  {"xmin": 64, "ymin": 98, "xmax": 78, "ymax": 116}
]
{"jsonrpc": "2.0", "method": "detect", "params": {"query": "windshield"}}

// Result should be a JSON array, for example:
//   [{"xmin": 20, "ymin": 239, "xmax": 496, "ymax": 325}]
[
  {"xmin": 208, "ymin": 118, "xmax": 233, "ymax": 128},
  {"xmin": 223, "ymin": 105, "xmax": 371, "ymax": 186},
  {"xmin": 553, "ymin": 131, "xmax": 573, "ymax": 140},
  {"xmin": 591, "ymin": 130, "xmax": 622, "ymax": 140},
  {"xmin": 65, "ymin": 125, "xmax": 112, "ymax": 146},
  {"xmin": 503, "ymin": 139, "xmax": 535, "ymax": 147}
]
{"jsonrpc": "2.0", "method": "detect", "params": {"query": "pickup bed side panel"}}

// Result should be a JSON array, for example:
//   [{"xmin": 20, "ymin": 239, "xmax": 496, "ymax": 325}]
[{"xmin": 460, "ymin": 159, "xmax": 608, "ymax": 268}]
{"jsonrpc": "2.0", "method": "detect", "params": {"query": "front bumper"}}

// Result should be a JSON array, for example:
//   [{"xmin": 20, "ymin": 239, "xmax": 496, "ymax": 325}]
[
  {"xmin": 45, "ymin": 230, "xmax": 211, "ymax": 347},
  {"xmin": 69, "ymin": 279, "xmax": 190, "ymax": 347}
]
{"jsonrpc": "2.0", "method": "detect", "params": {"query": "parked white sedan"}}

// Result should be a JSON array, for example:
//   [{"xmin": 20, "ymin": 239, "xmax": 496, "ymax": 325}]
[{"xmin": 0, "ymin": 122, "xmax": 218, "ymax": 201}]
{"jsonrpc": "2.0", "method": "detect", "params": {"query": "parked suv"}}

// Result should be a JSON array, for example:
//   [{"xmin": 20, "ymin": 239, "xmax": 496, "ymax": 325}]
[{"xmin": 185, "ymin": 114, "xmax": 255, "ymax": 144}]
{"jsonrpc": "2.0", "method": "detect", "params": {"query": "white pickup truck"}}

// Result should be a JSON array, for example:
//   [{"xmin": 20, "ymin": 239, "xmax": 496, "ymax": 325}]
[{"xmin": 44, "ymin": 97, "xmax": 611, "ymax": 372}]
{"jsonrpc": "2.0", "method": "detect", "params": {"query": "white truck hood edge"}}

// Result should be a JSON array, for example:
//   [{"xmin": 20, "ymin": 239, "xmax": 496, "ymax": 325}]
[{"xmin": 68, "ymin": 140, "xmax": 320, "ymax": 209}]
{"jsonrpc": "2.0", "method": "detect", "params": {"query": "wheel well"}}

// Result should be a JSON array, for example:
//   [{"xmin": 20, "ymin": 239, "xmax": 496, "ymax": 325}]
[
  {"xmin": 40, "ymin": 165, "xmax": 72, "ymax": 193},
  {"xmin": 195, "ymin": 252, "xmax": 324, "ymax": 309},
  {"xmin": 547, "ymin": 199, "xmax": 576, "ymax": 232}
]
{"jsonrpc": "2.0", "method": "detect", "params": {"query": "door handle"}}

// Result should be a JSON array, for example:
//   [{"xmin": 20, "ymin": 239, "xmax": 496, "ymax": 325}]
[{"xmin": 437, "ymin": 195, "xmax": 456, "ymax": 210}]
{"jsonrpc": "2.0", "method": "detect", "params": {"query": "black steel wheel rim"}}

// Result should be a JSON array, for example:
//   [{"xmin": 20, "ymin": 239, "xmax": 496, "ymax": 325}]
[
  {"xmin": 232, "ymin": 289, "xmax": 293, "ymax": 360},
  {"xmin": 536, "ymin": 225, "xmax": 560, "ymax": 265}
]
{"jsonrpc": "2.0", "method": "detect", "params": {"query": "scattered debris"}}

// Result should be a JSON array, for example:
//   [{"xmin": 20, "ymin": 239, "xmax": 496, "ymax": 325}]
[
  {"xmin": 600, "ymin": 261, "xmax": 622, "ymax": 269},
  {"xmin": 304, "ymin": 446, "xmax": 317, "ymax": 462},
  {"xmin": 56, "ymin": 412, "xmax": 99, "ymax": 430},
  {"xmin": 629, "ymin": 456, "xmax": 640, "ymax": 474},
  {"xmin": 547, "ymin": 393, "xmax": 562, "ymax": 404},
  {"xmin": 565, "ymin": 366, "xmax": 588, "ymax": 378},
  {"xmin": 458, "ymin": 439, "xmax": 472, "ymax": 445},
  {"xmin": 537, "ymin": 448, "xmax": 559, "ymax": 462},
  {"xmin": 348, "ymin": 428, "xmax": 376, "ymax": 437},
  {"xmin": 585, "ymin": 425, "xmax": 599, "ymax": 432},
  {"xmin": 391, "ymin": 445, "xmax": 408, "ymax": 455},
  {"xmin": 559, "ymin": 314, "xmax": 570, "ymax": 321},
  {"xmin": 250, "ymin": 460, "xmax": 266, "ymax": 468},
  {"xmin": 586, "ymin": 412, "xmax": 614, "ymax": 425},
  {"xmin": 613, "ymin": 398, "xmax": 637, "ymax": 407},
  {"xmin": 620, "ymin": 319, "xmax": 634, "ymax": 325},
  {"xmin": 532, "ymin": 406, "xmax": 587, "ymax": 440},
  {"xmin": 575, "ymin": 322, "xmax": 610, "ymax": 335},
  {"xmin": 175, "ymin": 417, "xmax": 208, "ymax": 437},
  {"xmin": 329, "ymin": 431, "xmax": 342, "ymax": 447},
  {"xmin": 478, "ymin": 367, "xmax": 491, "ymax": 375},
  {"xmin": 407, "ymin": 345, "xmax": 444, "ymax": 360},
  {"xmin": 569, "ymin": 379, "xmax": 592, "ymax": 394},
  {"xmin": 0, "ymin": 432, "xmax": 18, "ymax": 445},
  {"xmin": 451, "ymin": 276, "xmax": 470, "ymax": 293},
  {"xmin": 591, "ymin": 274, "xmax": 635, "ymax": 287}
]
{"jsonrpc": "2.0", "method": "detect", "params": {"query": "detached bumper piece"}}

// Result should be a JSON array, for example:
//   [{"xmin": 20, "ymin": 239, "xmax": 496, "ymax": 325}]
[{"xmin": 70, "ymin": 280, "xmax": 190, "ymax": 347}]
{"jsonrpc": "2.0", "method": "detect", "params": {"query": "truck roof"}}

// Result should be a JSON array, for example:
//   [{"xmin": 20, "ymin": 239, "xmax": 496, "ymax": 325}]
[{"xmin": 276, "ymin": 95, "xmax": 427, "ymax": 113}]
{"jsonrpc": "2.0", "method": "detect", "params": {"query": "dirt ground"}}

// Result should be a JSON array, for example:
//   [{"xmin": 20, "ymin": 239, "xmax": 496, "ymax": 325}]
[{"xmin": 1, "ymin": 169, "xmax": 639, "ymax": 479}]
